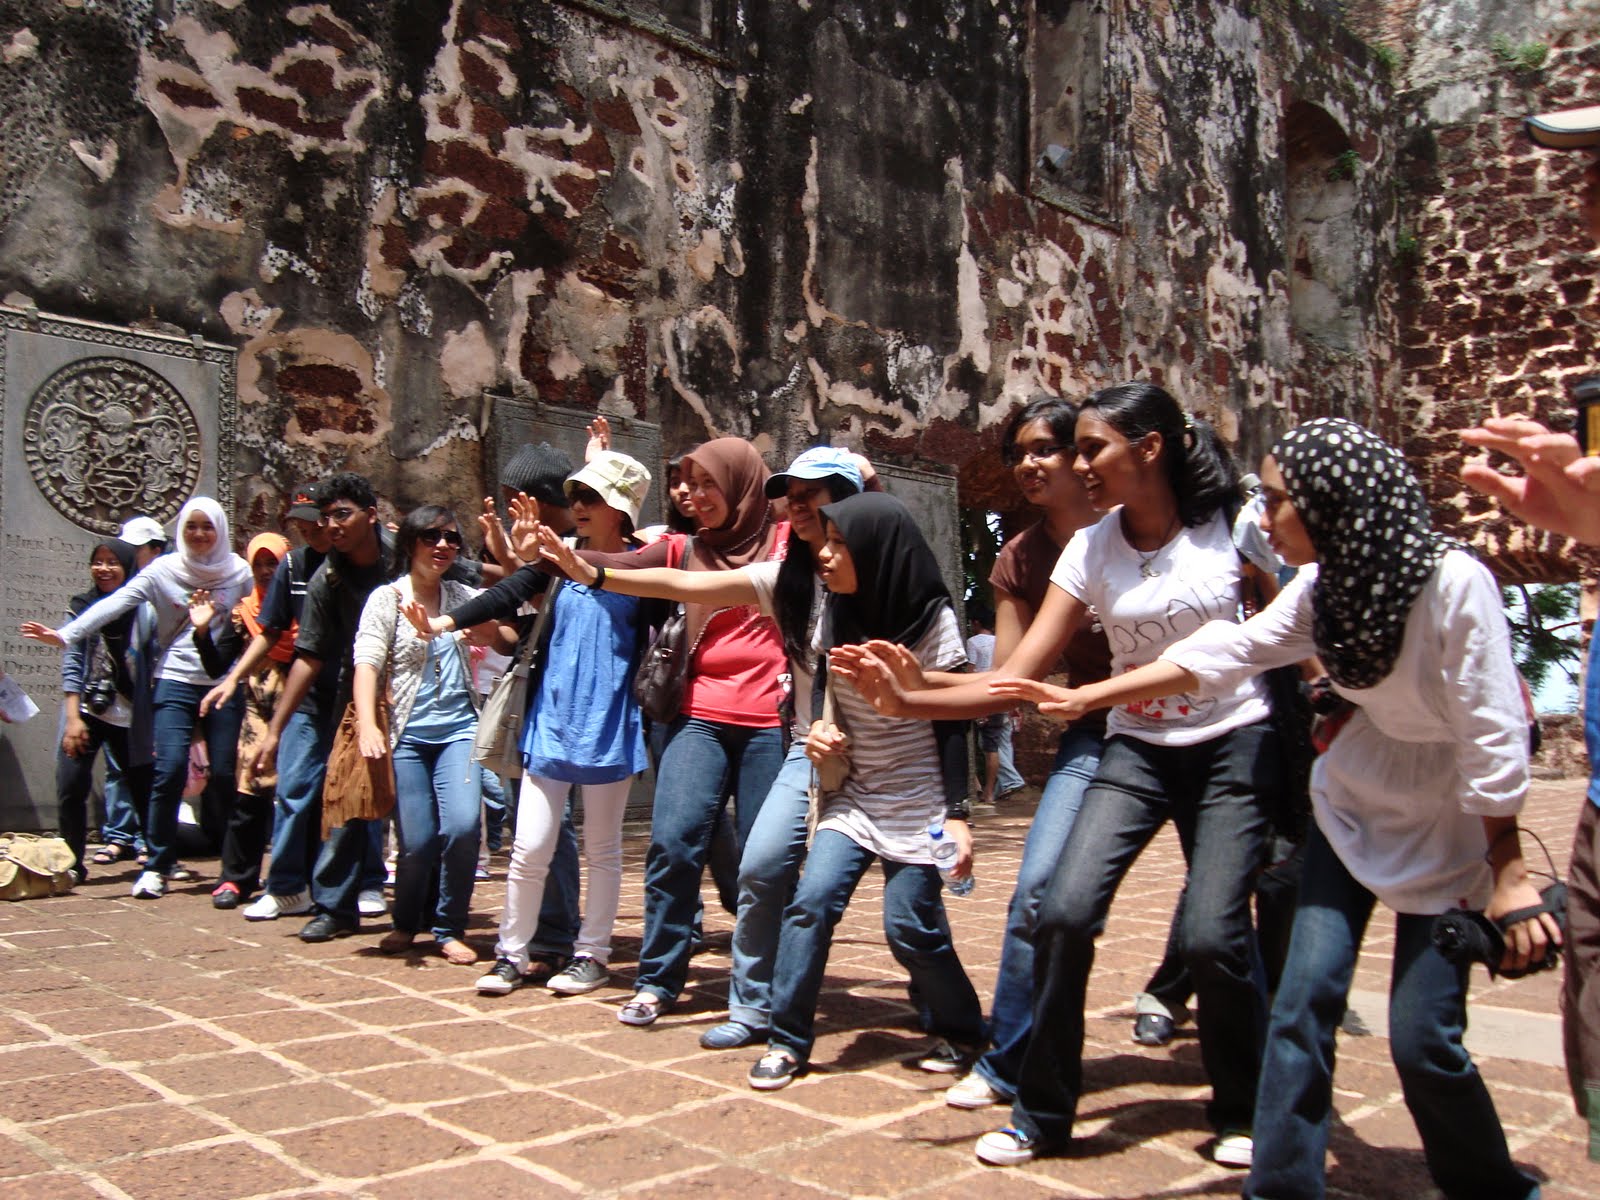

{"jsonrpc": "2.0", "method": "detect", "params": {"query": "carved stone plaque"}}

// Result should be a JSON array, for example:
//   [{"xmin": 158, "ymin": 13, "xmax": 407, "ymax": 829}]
[
  {"xmin": 0, "ymin": 308, "xmax": 236, "ymax": 833},
  {"xmin": 486, "ymin": 396, "xmax": 664, "ymax": 527}
]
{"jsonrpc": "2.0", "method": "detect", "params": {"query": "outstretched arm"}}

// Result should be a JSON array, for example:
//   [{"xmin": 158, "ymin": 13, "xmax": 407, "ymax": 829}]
[
  {"xmin": 990, "ymin": 660, "xmax": 1199, "ymax": 724},
  {"xmin": 1462, "ymin": 417, "xmax": 1600, "ymax": 544},
  {"xmin": 535, "ymin": 525, "xmax": 758, "ymax": 607}
]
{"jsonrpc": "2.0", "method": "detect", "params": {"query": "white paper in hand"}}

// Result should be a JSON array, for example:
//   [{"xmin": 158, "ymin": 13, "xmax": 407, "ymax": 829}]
[{"xmin": 0, "ymin": 671, "xmax": 41, "ymax": 723}]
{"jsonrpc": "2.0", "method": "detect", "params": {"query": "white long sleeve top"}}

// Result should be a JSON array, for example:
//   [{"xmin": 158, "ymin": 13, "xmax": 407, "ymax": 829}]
[{"xmin": 1163, "ymin": 551, "xmax": 1527, "ymax": 914}]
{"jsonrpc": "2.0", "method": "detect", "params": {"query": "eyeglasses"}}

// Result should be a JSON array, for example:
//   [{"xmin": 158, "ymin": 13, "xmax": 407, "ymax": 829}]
[
  {"xmin": 417, "ymin": 528, "xmax": 463, "ymax": 548},
  {"xmin": 317, "ymin": 506, "xmax": 365, "ymax": 525},
  {"xmin": 568, "ymin": 486, "xmax": 603, "ymax": 506},
  {"xmin": 1001, "ymin": 443, "xmax": 1071, "ymax": 467}
]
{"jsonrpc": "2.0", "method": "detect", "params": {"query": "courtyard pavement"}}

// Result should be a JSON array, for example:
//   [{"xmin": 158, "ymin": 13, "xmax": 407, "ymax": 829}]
[{"xmin": 0, "ymin": 780, "xmax": 1593, "ymax": 1200}]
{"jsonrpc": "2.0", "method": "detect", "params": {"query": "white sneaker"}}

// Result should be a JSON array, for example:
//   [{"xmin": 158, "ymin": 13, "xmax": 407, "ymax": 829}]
[
  {"xmin": 1212, "ymin": 1130, "xmax": 1253, "ymax": 1169},
  {"xmin": 242, "ymin": 890, "xmax": 313, "ymax": 921},
  {"xmin": 130, "ymin": 870, "xmax": 166, "ymax": 900},
  {"xmin": 946, "ymin": 1073, "xmax": 1007, "ymax": 1109},
  {"xmin": 357, "ymin": 888, "xmax": 388, "ymax": 917}
]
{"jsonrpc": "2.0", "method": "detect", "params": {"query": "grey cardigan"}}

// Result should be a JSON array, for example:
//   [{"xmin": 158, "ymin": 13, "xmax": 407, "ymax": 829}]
[{"xmin": 352, "ymin": 577, "xmax": 483, "ymax": 747}]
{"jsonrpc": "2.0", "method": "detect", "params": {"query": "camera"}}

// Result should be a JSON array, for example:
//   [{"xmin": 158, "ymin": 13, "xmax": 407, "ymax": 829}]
[
  {"xmin": 1431, "ymin": 880, "xmax": 1567, "ymax": 979},
  {"xmin": 83, "ymin": 679, "xmax": 118, "ymax": 715}
]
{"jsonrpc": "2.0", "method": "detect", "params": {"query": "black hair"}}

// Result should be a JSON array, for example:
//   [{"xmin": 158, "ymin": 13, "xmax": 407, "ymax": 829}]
[
  {"xmin": 968, "ymin": 603, "xmax": 995, "ymax": 631},
  {"xmin": 320, "ymin": 472, "xmax": 377, "ymax": 511},
  {"xmin": 664, "ymin": 454, "xmax": 696, "ymax": 534},
  {"xmin": 1001, "ymin": 393, "xmax": 1080, "ymax": 464},
  {"xmin": 772, "ymin": 473, "xmax": 862, "ymax": 665},
  {"xmin": 1080, "ymin": 382, "xmax": 1239, "ymax": 527},
  {"xmin": 392, "ymin": 504, "xmax": 457, "ymax": 578}
]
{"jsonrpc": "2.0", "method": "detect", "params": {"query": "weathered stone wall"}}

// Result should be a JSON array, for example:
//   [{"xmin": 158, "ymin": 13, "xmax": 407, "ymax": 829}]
[
  {"xmin": 1382, "ymin": 0, "xmax": 1600, "ymax": 582},
  {"xmin": 0, "ymin": 0, "xmax": 1405, "ymax": 537}
]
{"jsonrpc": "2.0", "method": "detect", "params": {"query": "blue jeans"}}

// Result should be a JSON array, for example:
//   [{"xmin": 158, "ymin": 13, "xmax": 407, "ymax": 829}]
[
  {"xmin": 100, "ymin": 749, "xmax": 145, "ymax": 850},
  {"xmin": 995, "ymin": 719, "xmax": 1026, "ymax": 795},
  {"xmin": 727, "ymin": 741, "xmax": 813, "ymax": 1029},
  {"xmin": 390, "ymin": 737, "xmax": 482, "ymax": 941},
  {"xmin": 480, "ymin": 767, "xmax": 508, "ymax": 852},
  {"xmin": 148, "ymin": 679, "xmax": 244, "ymax": 877},
  {"xmin": 1013, "ymin": 724, "xmax": 1276, "ymax": 1146},
  {"xmin": 1244, "ymin": 826, "xmax": 1539, "ymax": 1200},
  {"xmin": 769, "ymin": 828, "xmax": 983, "ymax": 1063},
  {"xmin": 636, "ymin": 716, "xmax": 785, "ymax": 1003},
  {"xmin": 973, "ymin": 726, "xmax": 1103, "ymax": 1097},
  {"xmin": 264, "ymin": 708, "xmax": 332, "ymax": 897}
]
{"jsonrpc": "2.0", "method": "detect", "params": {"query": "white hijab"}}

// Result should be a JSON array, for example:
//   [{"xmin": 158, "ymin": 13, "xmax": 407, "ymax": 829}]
[{"xmin": 164, "ymin": 497, "xmax": 252, "ymax": 592}]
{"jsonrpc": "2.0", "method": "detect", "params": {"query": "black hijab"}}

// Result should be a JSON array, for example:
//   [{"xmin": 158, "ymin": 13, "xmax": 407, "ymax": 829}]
[
  {"xmin": 69, "ymin": 539, "xmax": 139, "ymax": 620},
  {"xmin": 1271, "ymin": 418, "xmax": 1453, "ymax": 690},
  {"xmin": 819, "ymin": 493, "xmax": 951, "ymax": 652}
]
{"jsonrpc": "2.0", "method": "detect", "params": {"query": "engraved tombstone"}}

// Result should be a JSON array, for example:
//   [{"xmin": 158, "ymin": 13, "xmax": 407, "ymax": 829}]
[
  {"xmin": 485, "ymin": 396, "xmax": 663, "ymax": 526},
  {"xmin": 0, "ymin": 308, "xmax": 236, "ymax": 832}
]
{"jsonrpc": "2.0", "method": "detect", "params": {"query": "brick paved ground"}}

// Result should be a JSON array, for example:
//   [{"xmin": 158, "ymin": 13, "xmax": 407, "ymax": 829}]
[{"xmin": 0, "ymin": 780, "xmax": 1593, "ymax": 1199}]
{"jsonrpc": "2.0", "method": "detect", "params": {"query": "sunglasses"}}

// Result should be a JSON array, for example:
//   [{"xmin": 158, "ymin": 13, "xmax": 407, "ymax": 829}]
[
  {"xmin": 417, "ymin": 528, "xmax": 464, "ymax": 548},
  {"xmin": 569, "ymin": 486, "xmax": 604, "ymax": 506}
]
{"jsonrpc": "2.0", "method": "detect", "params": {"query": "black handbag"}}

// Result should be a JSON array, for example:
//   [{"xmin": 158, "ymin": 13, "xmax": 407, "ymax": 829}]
[{"xmin": 631, "ymin": 535, "xmax": 696, "ymax": 725}]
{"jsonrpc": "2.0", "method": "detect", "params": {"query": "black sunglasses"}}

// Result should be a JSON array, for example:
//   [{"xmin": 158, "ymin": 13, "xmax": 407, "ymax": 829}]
[
  {"xmin": 418, "ymin": 528, "xmax": 463, "ymax": 548},
  {"xmin": 569, "ymin": 486, "xmax": 604, "ymax": 506}
]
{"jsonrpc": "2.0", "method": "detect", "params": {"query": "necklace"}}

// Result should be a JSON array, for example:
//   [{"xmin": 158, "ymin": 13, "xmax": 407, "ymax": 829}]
[{"xmin": 1132, "ymin": 514, "xmax": 1182, "ymax": 579}]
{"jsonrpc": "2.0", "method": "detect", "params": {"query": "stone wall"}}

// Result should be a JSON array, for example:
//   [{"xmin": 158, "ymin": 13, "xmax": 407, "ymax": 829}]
[{"xmin": 0, "ymin": 0, "xmax": 1403, "ymax": 534}]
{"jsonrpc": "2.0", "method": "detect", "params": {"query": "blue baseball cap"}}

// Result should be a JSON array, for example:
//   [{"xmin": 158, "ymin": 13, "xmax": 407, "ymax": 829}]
[{"xmin": 765, "ymin": 446, "xmax": 865, "ymax": 498}]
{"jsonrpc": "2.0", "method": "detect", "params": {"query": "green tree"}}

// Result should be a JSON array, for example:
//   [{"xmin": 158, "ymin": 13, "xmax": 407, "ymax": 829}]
[{"xmin": 1502, "ymin": 583, "xmax": 1583, "ymax": 703}]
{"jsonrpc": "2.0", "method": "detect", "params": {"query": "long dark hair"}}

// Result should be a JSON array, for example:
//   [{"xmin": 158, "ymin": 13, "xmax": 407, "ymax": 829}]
[
  {"xmin": 1001, "ymin": 392, "xmax": 1080, "ymax": 463},
  {"xmin": 664, "ymin": 454, "xmax": 696, "ymax": 534},
  {"xmin": 1080, "ymin": 382, "xmax": 1239, "ymax": 527},
  {"xmin": 392, "ymin": 505, "xmax": 457, "ymax": 579},
  {"xmin": 772, "ymin": 471, "xmax": 861, "ymax": 665}
]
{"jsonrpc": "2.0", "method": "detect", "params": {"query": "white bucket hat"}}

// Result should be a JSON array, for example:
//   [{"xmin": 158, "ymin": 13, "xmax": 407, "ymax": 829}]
[{"xmin": 564, "ymin": 451, "xmax": 652, "ymax": 524}]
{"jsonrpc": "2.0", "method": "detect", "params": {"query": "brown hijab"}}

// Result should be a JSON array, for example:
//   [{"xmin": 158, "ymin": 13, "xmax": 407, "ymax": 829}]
[{"xmin": 678, "ymin": 437, "xmax": 781, "ymax": 646}]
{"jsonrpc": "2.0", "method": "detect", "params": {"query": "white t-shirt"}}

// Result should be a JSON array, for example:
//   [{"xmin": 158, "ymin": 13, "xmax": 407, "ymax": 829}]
[
  {"xmin": 1050, "ymin": 509, "xmax": 1268, "ymax": 745},
  {"xmin": 1165, "ymin": 553, "xmax": 1528, "ymax": 913},
  {"xmin": 813, "ymin": 604, "xmax": 968, "ymax": 864},
  {"xmin": 965, "ymin": 631, "xmax": 996, "ymax": 672}
]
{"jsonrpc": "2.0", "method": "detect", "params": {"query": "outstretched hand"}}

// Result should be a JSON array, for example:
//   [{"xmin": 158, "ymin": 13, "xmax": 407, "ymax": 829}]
[
  {"xmin": 19, "ymin": 622, "xmax": 65, "ymax": 649},
  {"xmin": 989, "ymin": 677, "xmax": 1083, "ymax": 723},
  {"xmin": 401, "ymin": 599, "xmax": 449, "ymax": 640},
  {"xmin": 585, "ymin": 415, "xmax": 612, "ymax": 462},
  {"xmin": 479, "ymin": 496, "xmax": 517, "ymax": 568},
  {"xmin": 187, "ymin": 589, "xmax": 217, "ymax": 631},
  {"xmin": 1461, "ymin": 417, "xmax": 1600, "ymax": 545},
  {"xmin": 828, "ymin": 640, "xmax": 923, "ymax": 716},
  {"xmin": 536, "ymin": 525, "xmax": 597, "ymax": 585},
  {"xmin": 508, "ymin": 492, "xmax": 545, "ymax": 562}
]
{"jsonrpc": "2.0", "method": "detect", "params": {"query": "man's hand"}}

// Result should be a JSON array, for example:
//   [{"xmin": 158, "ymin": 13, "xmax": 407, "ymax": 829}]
[
  {"xmin": 199, "ymin": 677, "xmax": 237, "ymax": 716},
  {"xmin": 61, "ymin": 714, "xmax": 91, "ymax": 757},
  {"xmin": 1462, "ymin": 416, "xmax": 1600, "ymax": 544},
  {"xmin": 253, "ymin": 728, "xmax": 280, "ymax": 778},
  {"xmin": 585, "ymin": 415, "xmax": 612, "ymax": 463}
]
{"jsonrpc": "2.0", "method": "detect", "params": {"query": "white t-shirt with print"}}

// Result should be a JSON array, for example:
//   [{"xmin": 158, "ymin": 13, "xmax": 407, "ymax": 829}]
[{"xmin": 1050, "ymin": 509, "xmax": 1269, "ymax": 746}]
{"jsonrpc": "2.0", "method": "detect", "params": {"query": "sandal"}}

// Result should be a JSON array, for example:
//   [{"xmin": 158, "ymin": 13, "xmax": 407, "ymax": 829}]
[
  {"xmin": 617, "ymin": 993, "xmax": 665, "ymax": 1026},
  {"xmin": 378, "ymin": 930, "xmax": 416, "ymax": 955},
  {"xmin": 91, "ymin": 844, "xmax": 131, "ymax": 865},
  {"xmin": 438, "ymin": 938, "xmax": 478, "ymax": 966}
]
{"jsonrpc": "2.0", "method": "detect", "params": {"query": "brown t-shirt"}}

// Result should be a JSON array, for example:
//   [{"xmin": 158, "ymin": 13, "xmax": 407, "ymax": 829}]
[{"xmin": 989, "ymin": 520, "xmax": 1113, "ymax": 731}]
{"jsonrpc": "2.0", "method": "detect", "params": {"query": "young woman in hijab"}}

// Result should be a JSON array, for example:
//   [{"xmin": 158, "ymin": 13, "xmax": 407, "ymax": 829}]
[
  {"xmin": 745, "ymin": 491, "xmax": 982, "ymax": 1090},
  {"xmin": 188, "ymin": 532, "xmax": 294, "ymax": 908},
  {"xmin": 531, "ymin": 446, "xmax": 865, "ymax": 1045},
  {"xmin": 994, "ymin": 418, "xmax": 1554, "ymax": 1197},
  {"xmin": 833, "ymin": 382, "xmax": 1278, "ymax": 1166},
  {"xmin": 23, "ymin": 498, "xmax": 252, "ymax": 900},
  {"xmin": 53, "ymin": 538, "xmax": 155, "ymax": 882}
]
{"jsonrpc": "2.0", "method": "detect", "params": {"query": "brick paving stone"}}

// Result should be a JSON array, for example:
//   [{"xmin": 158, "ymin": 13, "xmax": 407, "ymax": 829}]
[
  {"xmin": 0, "ymin": 1021, "xmax": 44, "ymax": 1047},
  {"xmin": 274, "ymin": 1112, "xmax": 476, "ymax": 1178},
  {"xmin": 0, "ymin": 1174, "xmax": 106, "ymax": 1200},
  {"xmin": 196, "ymin": 1080, "xmax": 381, "ymax": 1134},
  {"xmin": 652, "ymin": 1164, "xmax": 839, "ymax": 1198},
  {"xmin": 79, "ymin": 1023, "xmax": 235, "ymax": 1063},
  {"xmin": 0, "ymin": 1046, "xmax": 97, "ymax": 1082},
  {"xmin": 340, "ymin": 1061, "xmax": 504, "ymax": 1105},
  {"xmin": 139, "ymin": 1050, "xmax": 299, "ymax": 1096},
  {"xmin": 210, "ymin": 1007, "xmax": 356, "ymax": 1044},
  {"xmin": 31, "ymin": 1100, "xmax": 231, "ymax": 1162},
  {"xmin": 392, "ymin": 1017, "xmax": 545, "ymax": 1054},
  {"xmin": 426, "ymin": 1091, "xmax": 612, "ymax": 1143},
  {"xmin": 467, "ymin": 1042, "xmax": 620, "ymax": 1087},
  {"xmin": 275, "ymin": 1033, "xmax": 427, "ymax": 1073},
  {"xmin": 517, "ymin": 1125, "xmax": 715, "ymax": 1190},
  {"xmin": 99, "ymin": 1140, "xmax": 315, "ymax": 1199},
  {"xmin": 646, "ymin": 1095, "xmax": 839, "ymax": 1152},
  {"xmin": 779, "ymin": 1128, "xmax": 959, "ymax": 1194},
  {"xmin": 360, "ymin": 1158, "xmax": 554, "ymax": 1199},
  {"xmin": 776, "ymin": 1072, "xmax": 933, "ymax": 1119},
  {"xmin": 325, "ymin": 997, "xmax": 467, "ymax": 1027},
  {"xmin": 554, "ymin": 1066, "xmax": 727, "ymax": 1117},
  {"xmin": 0, "ymin": 1139, "xmax": 51, "ymax": 1180},
  {"xmin": 6, "ymin": 1068, "xmax": 164, "ymax": 1123}
]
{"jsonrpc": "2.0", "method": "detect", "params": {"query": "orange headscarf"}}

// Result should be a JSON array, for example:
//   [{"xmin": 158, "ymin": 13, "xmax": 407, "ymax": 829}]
[{"xmin": 236, "ymin": 533, "xmax": 295, "ymax": 663}]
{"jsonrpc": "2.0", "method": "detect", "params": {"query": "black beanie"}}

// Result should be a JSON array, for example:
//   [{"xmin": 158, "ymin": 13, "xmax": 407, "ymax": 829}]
[{"xmin": 500, "ymin": 442, "xmax": 573, "ymax": 507}]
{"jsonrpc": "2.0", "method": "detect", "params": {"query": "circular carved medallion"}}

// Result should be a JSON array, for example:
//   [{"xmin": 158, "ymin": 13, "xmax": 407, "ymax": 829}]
[{"xmin": 23, "ymin": 357, "xmax": 202, "ymax": 535}]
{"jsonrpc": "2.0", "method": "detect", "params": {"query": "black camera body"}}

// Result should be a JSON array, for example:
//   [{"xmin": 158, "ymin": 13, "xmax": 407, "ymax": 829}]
[
  {"xmin": 1431, "ymin": 880, "xmax": 1567, "ymax": 979},
  {"xmin": 83, "ymin": 679, "xmax": 118, "ymax": 715}
]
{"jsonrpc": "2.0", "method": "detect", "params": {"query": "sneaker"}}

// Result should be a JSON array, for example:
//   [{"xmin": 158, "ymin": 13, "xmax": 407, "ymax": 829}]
[
  {"xmin": 166, "ymin": 865, "xmax": 197, "ymax": 883},
  {"xmin": 699, "ymin": 1020, "xmax": 763, "ymax": 1050},
  {"xmin": 473, "ymin": 866, "xmax": 492, "ymax": 881},
  {"xmin": 1212, "ymin": 1129, "xmax": 1253, "ymax": 1169},
  {"xmin": 242, "ymin": 890, "xmax": 313, "ymax": 921},
  {"xmin": 547, "ymin": 955, "xmax": 609, "ymax": 996},
  {"xmin": 748, "ymin": 1049, "xmax": 802, "ymax": 1090},
  {"xmin": 1132, "ymin": 992, "xmax": 1189, "ymax": 1046},
  {"xmin": 916, "ymin": 1039, "xmax": 976, "ymax": 1074},
  {"xmin": 477, "ymin": 957, "xmax": 528, "ymax": 995},
  {"xmin": 211, "ymin": 882, "xmax": 241, "ymax": 910},
  {"xmin": 617, "ymin": 992, "xmax": 665, "ymax": 1026},
  {"xmin": 130, "ymin": 871, "xmax": 165, "ymax": 900},
  {"xmin": 357, "ymin": 888, "xmax": 388, "ymax": 917},
  {"xmin": 946, "ymin": 1073, "xmax": 1008, "ymax": 1109},
  {"xmin": 975, "ymin": 1126, "xmax": 1041, "ymax": 1167}
]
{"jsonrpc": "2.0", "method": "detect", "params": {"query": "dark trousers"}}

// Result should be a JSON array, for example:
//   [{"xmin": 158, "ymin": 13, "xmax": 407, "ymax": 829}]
[
  {"xmin": 219, "ymin": 789, "xmax": 274, "ymax": 895},
  {"xmin": 55, "ymin": 716, "xmax": 152, "ymax": 874}
]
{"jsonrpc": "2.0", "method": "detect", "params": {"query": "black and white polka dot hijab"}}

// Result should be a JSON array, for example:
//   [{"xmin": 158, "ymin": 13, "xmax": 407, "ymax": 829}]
[{"xmin": 1272, "ymin": 418, "xmax": 1453, "ymax": 691}]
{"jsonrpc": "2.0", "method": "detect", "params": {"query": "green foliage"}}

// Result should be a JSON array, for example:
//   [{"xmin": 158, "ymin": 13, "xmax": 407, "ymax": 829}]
[
  {"xmin": 1394, "ymin": 227, "xmax": 1421, "ymax": 263},
  {"xmin": 1502, "ymin": 583, "xmax": 1583, "ymax": 704},
  {"xmin": 1325, "ymin": 149, "xmax": 1360, "ymax": 182},
  {"xmin": 1370, "ymin": 43, "xmax": 1401, "ymax": 71},
  {"xmin": 1490, "ymin": 34, "xmax": 1550, "ymax": 72},
  {"xmin": 960, "ymin": 506, "xmax": 1003, "ymax": 608}
]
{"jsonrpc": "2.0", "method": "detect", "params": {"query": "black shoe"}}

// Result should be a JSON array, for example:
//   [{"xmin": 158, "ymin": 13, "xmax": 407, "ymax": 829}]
[
  {"xmin": 211, "ymin": 883, "xmax": 241, "ymax": 910},
  {"xmin": 299, "ymin": 913, "xmax": 358, "ymax": 943},
  {"xmin": 1132, "ymin": 1012, "xmax": 1177, "ymax": 1046}
]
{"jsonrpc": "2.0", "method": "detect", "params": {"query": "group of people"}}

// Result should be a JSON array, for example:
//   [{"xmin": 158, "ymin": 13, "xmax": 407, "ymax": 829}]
[{"xmin": 17, "ymin": 375, "xmax": 1575, "ymax": 1196}]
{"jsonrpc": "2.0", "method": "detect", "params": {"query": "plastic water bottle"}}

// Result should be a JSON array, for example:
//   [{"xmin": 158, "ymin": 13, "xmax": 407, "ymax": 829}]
[{"xmin": 928, "ymin": 819, "xmax": 974, "ymax": 897}]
